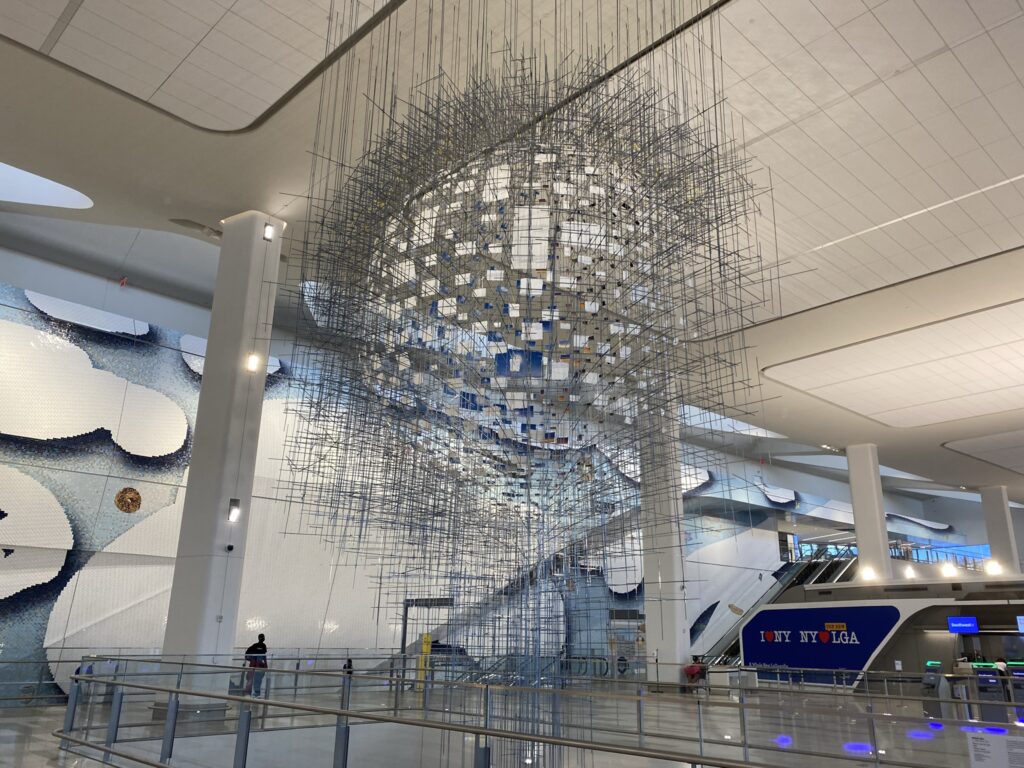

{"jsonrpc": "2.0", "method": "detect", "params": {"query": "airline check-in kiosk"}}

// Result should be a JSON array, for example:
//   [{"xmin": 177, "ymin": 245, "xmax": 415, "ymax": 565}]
[
  {"xmin": 921, "ymin": 661, "xmax": 954, "ymax": 719},
  {"xmin": 1008, "ymin": 662, "xmax": 1024, "ymax": 718},
  {"xmin": 973, "ymin": 663, "xmax": 1009, "ymax": 723}
]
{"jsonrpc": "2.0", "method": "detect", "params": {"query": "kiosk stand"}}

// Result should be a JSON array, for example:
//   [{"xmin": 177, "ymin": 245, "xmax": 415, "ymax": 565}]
[
  {"xmin": 922, "ymin": 661, "xmax": 954, "ymax": 719},
  {"xmin": 972, "ymin": 662, "xmax": 1009, "ymax": 723}
]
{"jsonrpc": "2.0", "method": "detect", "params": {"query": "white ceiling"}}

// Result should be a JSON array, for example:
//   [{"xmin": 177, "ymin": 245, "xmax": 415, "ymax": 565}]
[
  {"xmin": 0, "ymin": 0, "xmax": 382, "ymax": 129},
  {"xmin": 684, "ymin": 0, "xmax": 1024, "ymax": 316},
  {"xmin": 764, "ymin": 300, "xmax": 1024, "ymax": 428},
  {"xmin": 947, "ymin": 429, "xmax": 1024, "ymax": 475}
]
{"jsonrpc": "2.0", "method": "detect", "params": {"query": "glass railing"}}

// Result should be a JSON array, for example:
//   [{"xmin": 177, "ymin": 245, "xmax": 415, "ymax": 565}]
[
  {"xmin": 53, "ymin": 656, "xmax": 1024, "ymax": 768},
  {"xmin": 0, "ymin": 647, "xmax": 399, "ymax": 709}
]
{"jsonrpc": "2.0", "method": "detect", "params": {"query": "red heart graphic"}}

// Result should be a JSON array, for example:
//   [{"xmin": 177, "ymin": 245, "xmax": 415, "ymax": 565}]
[
  {"xmin": 819, "ymin": 630, "xmax": 831, "ymax": 643},
  {"xmin": 764, "ymin": 631, "xmax": 775, "ymax": 642}
]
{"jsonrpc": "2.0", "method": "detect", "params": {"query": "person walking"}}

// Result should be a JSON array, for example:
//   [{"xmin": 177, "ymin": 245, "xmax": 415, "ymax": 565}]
[{"xmin": 245, "ymin": 634, "xmax": 268, "ymax": 698}]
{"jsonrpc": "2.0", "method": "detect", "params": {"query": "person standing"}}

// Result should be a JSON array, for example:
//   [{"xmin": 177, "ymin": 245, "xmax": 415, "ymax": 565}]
[{"xmin": 245, "ymin": 634, "xmax": 268, "ymax": 698}]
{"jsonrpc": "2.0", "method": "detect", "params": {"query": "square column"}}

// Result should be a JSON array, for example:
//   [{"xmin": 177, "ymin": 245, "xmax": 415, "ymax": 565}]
[
  {"xmin": 639, "ymin": 412, "xmax": 689, "ymax": 673},
  {"xmin": 980, "ymin": 486, "xmax": 1021, "ymax": 575},
  {"xmin": 847, "ymin": 443, "xmax": 893, "ymax": 580},
  {"xmin": 163, "ymin": 211, "xmax": 283, "ymax": 658}
]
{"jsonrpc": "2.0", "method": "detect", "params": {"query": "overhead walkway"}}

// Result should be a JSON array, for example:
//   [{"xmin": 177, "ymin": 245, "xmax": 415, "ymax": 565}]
[{"xmin": 53, "ymin": 655, "xmax": 1023, "ymax": 768}]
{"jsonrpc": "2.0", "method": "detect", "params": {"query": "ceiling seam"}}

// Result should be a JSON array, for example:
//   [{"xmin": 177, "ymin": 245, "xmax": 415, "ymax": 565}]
[
  {"xmin": 144, "ymin": 0, "xmax": 240, "ymax": 102},
  {"xmin": 38, "ymin": 0, "xmax": 83, "ymax": 56}
]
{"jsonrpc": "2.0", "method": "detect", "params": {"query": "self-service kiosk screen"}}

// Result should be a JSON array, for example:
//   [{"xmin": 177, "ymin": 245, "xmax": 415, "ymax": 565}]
[{"xmin": 948, "ymin": 616, "xmax": 979, "ymax": 633}]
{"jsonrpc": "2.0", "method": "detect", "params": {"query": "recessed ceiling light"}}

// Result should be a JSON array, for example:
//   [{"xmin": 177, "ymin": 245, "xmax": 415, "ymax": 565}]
[{"xmin": 0, "ymin": 162, "xmax": 92, "ymax": 209}]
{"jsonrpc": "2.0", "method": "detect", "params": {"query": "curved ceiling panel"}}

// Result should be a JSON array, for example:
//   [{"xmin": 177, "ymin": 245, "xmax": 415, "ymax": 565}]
[{"xmin": 0, "ymin": 161, "xmax": 93, "ymax": 208}]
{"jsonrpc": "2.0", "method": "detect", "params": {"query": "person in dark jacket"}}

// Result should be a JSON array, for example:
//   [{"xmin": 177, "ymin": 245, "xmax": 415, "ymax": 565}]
[{"xmin": 244, "ymin": 634, "xmax": 268, "ymax": 697}]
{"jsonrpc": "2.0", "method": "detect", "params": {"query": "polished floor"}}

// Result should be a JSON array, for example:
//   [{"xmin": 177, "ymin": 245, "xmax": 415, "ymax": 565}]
[
  {"xmin": 0, "ymin": 707, "xmax": 99, "ymax": 768},
  {"xmin": 0, "ymin": 680, "xmax": 999, "ymax": 768},
  {"xmin": 0, "ymin": 705, "xmax": 691, "ymax": 768}
]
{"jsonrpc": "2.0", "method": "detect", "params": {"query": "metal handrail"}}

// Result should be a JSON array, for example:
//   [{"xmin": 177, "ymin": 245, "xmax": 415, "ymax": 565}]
[
  {"xmin": 55, "ymin": 674, "xmax": 946, "ymax": 768},
  {"xmin": 75, "ymin": 656, "xmax": 1024, "ymax": 714}
]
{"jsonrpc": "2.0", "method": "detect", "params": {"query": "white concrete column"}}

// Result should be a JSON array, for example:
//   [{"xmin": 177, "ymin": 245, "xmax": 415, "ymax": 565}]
[
  {"xmin": 847, "ymin": 443, "xmax": 893, "ymax": 580},
  {"xmin": 639, "ymin": 412, "xmax": 689, "ymax": 675},
  {"xmin": 980, "ymin": 485, "xmax": 1021, "ymax": 575},
  {"xmin": 163, "ymin": 211, "xmax": 283, "ymax": 658}
]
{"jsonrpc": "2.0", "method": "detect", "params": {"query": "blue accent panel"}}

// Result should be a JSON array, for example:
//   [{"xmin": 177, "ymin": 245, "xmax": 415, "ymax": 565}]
[{"xmin": 741, "ymin": 605, "xmax": 900, "ymax": 676}]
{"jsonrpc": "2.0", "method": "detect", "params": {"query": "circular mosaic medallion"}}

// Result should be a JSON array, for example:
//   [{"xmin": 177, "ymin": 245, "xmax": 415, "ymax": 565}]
[{"xmin": 114, "ymin": 487, "xmax": 142, "ymax": 514}]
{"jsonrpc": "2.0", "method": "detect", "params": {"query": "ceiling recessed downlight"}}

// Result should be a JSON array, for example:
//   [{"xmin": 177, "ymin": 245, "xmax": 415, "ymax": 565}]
[{"xmin": 0, "ymin": 162, "xmax": 92, "ymax": 209}]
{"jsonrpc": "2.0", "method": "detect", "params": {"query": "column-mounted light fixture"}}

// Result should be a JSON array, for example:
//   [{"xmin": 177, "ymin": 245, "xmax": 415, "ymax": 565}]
[
  {"xmin": 263, "ymin": 223, "xmax": 275, "ymax": 242},
  {"xmin": 246, "ymin": 353, "xmax": 260, "ymax": 372},
  {"xmin": 228, "ymin": 498, "xmax": 241, "ymax": 523}
]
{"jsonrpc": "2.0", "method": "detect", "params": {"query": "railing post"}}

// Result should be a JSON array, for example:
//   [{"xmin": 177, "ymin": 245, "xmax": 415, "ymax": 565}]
[
  {"xmin": 102, "ymin": 687, "xmax": 123, "ymax": 764},
  {"xmin": 551, "ymin": 686, "xmax": 561, "ymax": 740},
  {"xmin": 338, "ymin": 671, "xmax": 354, "ymax": 768},
  {"xmin": 392, "ymin": 659, "xmax": 401, "ymax": 716},
  {"xmin": 867, "ymin": 702, "xmax": 881, "ymax": 767},
  {"xmin": 234, "ymin": 707, "xmax": 252, "ymax": 768},
  {"xmin": 474, "ymin": 685, "xmax": 492, "ymax": 768},
  {"xmin": 474, "ymin": 742, "xmax": 491, "ymax": 768},
  {"xmin": 739, "ymin": 690, "xmax": 750, "ymax": 762},
  {"xmin": 59, "ymin": 681, "xmax": 81, "ymax": 750},
  {"xmin": 160, "ymin": 694, "xmax": 179, "ymax": 763},
  {"xmin": 697, "ymin": 696, "xmax": 705, "ymax": 758},
  {"xmin": 333, "ymin": 716, "xmax": 350, "ymax": 768},
  {"xmin": 636, "ymin": 686, "xmax": 644, "ymax": 747}
]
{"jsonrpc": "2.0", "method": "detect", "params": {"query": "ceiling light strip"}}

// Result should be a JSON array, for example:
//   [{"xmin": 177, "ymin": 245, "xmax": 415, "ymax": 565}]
[{"xmin": 809, "ymin": 172, "xmax": 1024, "ymax": 253}]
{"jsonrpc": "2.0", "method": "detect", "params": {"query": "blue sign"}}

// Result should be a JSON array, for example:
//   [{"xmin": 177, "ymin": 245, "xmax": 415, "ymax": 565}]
[
  {"xmin": 742, "ymin": 606, "xmax": 901, "ymax": 673},
  {"xmin": 948, "ymin": 616, "xmax": 979, "ymax": 634}
]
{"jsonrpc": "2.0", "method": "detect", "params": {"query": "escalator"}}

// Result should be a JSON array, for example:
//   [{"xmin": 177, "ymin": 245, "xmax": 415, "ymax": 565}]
[
  {"xmin": 701, "ymin": 554, "xmax": 824, "ymax": 665},
  {"xmin": 701, "ymin": 547, "xmax": 858, "ymax": 665}
]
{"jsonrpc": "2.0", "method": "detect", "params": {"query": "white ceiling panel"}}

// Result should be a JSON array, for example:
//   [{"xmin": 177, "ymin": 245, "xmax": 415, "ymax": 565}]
[
  {"xmin": 661, "ymin": 0, "xmax": 1024, "ymax": 318},
  {"xmin": 0, "ymin": 0, "xmax": 65, "ymax": 48},
  {"xmin": 0, "ymin": 0, "xmax": 381, "ymax": 129},
  {"xmin": 765, "ymin": 301, "xmax": 1024, "ymax": 428},
  {"xmin": 947, "ymin": 429, "xmax": 1024, "ymax": 475}
]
